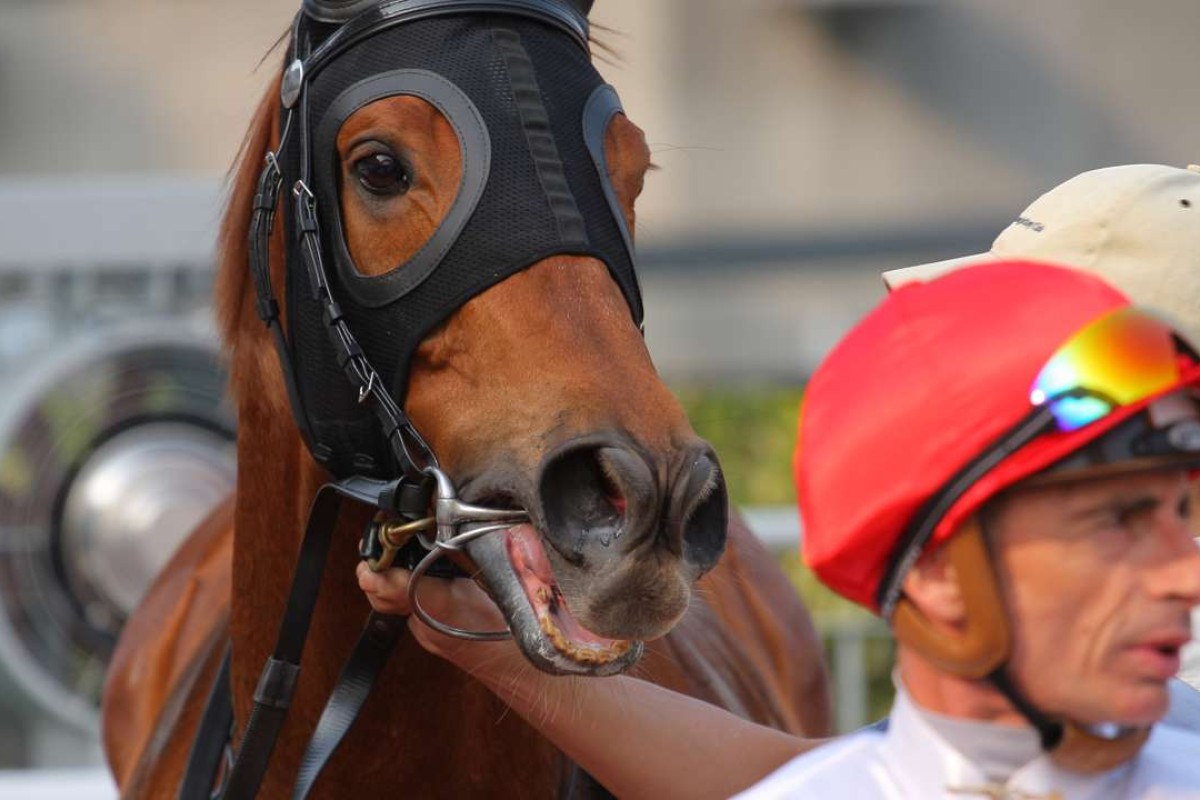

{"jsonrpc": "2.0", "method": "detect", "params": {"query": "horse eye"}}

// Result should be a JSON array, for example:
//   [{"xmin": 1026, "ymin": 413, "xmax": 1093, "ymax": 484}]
[{"xmin": 353, "ymin": 153, "xmax": 411, "ymax": 196}]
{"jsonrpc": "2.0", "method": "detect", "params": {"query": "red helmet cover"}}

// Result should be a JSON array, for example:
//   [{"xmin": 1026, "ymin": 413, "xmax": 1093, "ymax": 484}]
[{"xmin": 795, "ymin": 260, "xmax": 1196, "ymax": 612}]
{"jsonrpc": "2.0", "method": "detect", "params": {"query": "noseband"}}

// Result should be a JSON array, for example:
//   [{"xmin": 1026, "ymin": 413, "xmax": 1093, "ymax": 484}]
[{"xmin": 181, "ymin": 1, "xmax": 644, "ymax": 797}]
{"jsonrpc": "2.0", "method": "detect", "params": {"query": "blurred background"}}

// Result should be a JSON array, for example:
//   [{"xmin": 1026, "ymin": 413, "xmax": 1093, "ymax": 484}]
[{"xmin": 1, "ymin": 0, "xmax": 1199, "ymax": 790}]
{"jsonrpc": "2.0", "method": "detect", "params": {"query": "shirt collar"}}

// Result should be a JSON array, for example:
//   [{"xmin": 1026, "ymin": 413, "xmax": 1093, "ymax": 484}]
[{"xmin": 880, "ymin": 682, "xmax": 1135, "ymax": 798}]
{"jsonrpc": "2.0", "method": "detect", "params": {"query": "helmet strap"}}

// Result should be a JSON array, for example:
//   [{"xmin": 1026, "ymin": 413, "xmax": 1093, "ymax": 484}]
[
  {"xmin": 891, "ymin": 519, "xmax": 1010, "ymax": 678},
  {"xmin": 987, "ymin": 667, "xmax": 1151, "ymax": 773}
]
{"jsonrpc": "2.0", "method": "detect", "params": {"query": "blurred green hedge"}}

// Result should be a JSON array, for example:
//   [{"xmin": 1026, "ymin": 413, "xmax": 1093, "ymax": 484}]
[{"xmin": 673, "ymin": 385, "xmax": 804, "ymax": 507}]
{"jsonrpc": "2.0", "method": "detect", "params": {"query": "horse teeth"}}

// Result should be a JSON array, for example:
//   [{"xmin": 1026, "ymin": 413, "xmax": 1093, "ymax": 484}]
[{"xmin": 535, "ymin": 609, "xmax": 626, "ymax": 665}]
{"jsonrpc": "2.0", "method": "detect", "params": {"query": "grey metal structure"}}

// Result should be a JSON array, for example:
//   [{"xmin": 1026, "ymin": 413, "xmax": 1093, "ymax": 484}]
[{"xmin": 0, "ymin": 179, "xmax": 235, "ymax": 769}]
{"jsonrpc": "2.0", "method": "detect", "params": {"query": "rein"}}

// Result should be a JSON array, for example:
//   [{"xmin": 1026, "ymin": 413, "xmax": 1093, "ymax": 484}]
[{"xmin": 180, "ymin": 471, "xmax": 521, "ymax": 800}]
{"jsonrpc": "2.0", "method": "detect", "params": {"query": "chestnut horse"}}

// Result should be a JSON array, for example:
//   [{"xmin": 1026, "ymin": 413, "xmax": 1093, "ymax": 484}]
[{"xmin": 102, "ymin": 4, "xmax": 832, "ymax": 797}]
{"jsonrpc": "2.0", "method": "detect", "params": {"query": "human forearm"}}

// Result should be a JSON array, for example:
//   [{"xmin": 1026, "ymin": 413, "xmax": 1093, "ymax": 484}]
[
  {"xmin": 359, "ymin": 564, "xmax": 820, "ymax": 797},
  {"xmin": 477, "ymin": 666, "xmax": 817, "ymax": 800}
]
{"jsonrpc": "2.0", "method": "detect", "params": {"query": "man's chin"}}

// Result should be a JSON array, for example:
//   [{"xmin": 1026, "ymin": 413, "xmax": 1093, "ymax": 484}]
[{"xmin": 1076, "ymin": 682, "xmax": 1171, "ymax": 729}]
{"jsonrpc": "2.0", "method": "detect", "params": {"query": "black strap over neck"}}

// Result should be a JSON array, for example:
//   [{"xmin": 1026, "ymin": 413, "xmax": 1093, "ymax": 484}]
[
  {"xmin": 292, "ymin": 612, "xmax": 408, "ymax": 798},
  {"xmin": 178, "ymin": 472, "xmax": 435, "ymax": 800},
  {"xmin": 218, "ymin": 482, "xmax": 352, "ymax": 798},
  {"xmin": 178, "ymin": 645, "xmax": 234, "ymax": 799},
  {"xmin": 215, "ymin": 476, "xmax": 430, "ymax": 799}
]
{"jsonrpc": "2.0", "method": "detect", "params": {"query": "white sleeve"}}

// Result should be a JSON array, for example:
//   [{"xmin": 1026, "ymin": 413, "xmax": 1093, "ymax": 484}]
[{"xmin": 730, "ymin": 733, "xmax": 884, "ymax": 800}]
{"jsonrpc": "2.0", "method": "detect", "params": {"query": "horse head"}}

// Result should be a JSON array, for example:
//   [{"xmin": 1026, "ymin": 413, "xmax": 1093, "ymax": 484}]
[{"xmin": 218, "ymin": 0, "xmax": 727, "ymax": 677}]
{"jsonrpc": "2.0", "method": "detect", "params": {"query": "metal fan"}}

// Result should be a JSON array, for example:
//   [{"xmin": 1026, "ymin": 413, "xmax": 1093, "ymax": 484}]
[{"xmin": 0, "ymin": 323, "xmax": 235, "ymax": 732}]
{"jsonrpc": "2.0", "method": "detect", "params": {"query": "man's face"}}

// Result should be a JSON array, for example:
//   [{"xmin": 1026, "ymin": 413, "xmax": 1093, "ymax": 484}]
[{"xmin": 992, "ymin": 469, "xmax": 1200, "ymax": 726}]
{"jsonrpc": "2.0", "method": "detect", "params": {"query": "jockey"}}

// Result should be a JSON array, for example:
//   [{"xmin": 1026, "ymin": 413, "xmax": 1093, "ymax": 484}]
[
  {"xmin": 739, "ymin": 259, "xmax": 1200, "ymax": 798},
  {"xmin": 360, "ymin": 259, "xmax": 1200, "ymax": 799},
  {"xmin": 882, "ymin": 163, "xmax": 1200, "ymax": 726}
]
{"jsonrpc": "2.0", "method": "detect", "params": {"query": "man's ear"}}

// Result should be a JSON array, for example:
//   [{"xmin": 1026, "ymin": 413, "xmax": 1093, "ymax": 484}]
[{"xmin": 902, "ymin": 540, "xmax": 967, "ymax": 631}]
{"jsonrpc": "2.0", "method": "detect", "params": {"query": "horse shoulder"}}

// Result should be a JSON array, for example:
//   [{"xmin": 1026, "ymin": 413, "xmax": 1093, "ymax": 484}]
[
  {"xmin": 642, "ymin": 512, "xmax": 834, "ymax": 737},
  {"xmin": 102, "ymin": 495, "xmax": 235, "ymax": 788}
]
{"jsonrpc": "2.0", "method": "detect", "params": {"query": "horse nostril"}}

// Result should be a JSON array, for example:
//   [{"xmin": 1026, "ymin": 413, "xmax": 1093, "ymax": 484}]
[
  {"xmin": 539, "ymin": 445, "xmax": 653, "ymax": 564},
  {"xmin": 677, "ymin": 452, "xmax": 727, "ymax": 572}
]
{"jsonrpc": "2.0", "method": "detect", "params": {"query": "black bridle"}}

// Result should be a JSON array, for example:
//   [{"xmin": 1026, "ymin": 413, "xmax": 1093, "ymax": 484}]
[
  {"xmin": 269, "ymin": 0, "xmax": 637, "ymax": 482},
  {"xmin": 178, "ymin": 1, "xmax": 639, "ymax": 797}
]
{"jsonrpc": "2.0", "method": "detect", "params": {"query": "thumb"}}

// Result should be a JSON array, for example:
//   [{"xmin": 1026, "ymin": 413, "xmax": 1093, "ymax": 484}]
[{"xmin": 357, "ymin": 561, "xmax": 414, "ymax": 616}]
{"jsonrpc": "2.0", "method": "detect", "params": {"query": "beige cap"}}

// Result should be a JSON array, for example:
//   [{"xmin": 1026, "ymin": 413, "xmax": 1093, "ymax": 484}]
[{"xmin": 882, "ymin": 164, "xmax": 1200, "ymax": 341}]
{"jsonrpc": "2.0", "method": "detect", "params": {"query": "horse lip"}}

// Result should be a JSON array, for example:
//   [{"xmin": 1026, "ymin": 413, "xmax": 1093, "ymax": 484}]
[{"xmin": 460, "ymin": 525, "xmax": 643, "ymax": 675}]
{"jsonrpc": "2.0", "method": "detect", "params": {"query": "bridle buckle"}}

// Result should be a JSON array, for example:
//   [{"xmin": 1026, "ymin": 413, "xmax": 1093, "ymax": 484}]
[{"xmin": 361, "ymin": 515, "xmax": 435, "ymax": 572}]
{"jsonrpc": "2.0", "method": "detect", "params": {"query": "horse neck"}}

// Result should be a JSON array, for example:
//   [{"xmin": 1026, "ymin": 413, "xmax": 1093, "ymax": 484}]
[{"xmin": 226, "ymin": 387, "xmax": 374, "ymax": 726}]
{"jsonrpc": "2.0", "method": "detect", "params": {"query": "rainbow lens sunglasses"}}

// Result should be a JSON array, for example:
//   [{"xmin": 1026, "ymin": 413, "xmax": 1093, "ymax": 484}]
[
  {"xmin": 1031, "ymin": 307, "xmax": 1190, "ymax": 431},
  {"xmin": 877, "ymin": 306, "xmax": 1200, "ymax": 617}
]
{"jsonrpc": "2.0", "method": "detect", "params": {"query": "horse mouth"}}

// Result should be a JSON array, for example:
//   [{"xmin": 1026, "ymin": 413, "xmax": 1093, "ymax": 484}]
[
  {"xmin": 505, "ymin": 523, "xmax": 634, "ymax": 666},
  {"xmin": 463, "ymin": 522, "xmax": 643, "ymax": 675}
]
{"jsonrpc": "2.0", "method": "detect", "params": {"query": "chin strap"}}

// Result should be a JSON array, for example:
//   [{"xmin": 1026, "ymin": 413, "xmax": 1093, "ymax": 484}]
[
  {"xmin": 987, "ymin": 667, "xmax": 1151, "ymax": 773},
  {"xmin": 986, "ymin": 667, "xmax": 1065, "ymax": 752}
]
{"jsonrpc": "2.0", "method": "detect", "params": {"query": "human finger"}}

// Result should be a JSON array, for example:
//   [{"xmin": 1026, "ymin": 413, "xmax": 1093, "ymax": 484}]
[
  {"xmin": 355, "ymin": 562, "xmax": 507, "ymax": 644},
  {"xmin": 356, "ymin": 560, "xmax": 414, "ymax": 615}
]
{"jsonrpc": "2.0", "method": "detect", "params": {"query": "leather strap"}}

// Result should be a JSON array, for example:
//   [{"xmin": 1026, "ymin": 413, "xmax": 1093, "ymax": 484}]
[
  {"xmin": 251, "ymin": 63, "xmax": 439, "ymax": 481},
  {"xmin": 178, "ymin": 645, "xmax": 234, "ymax": 800},
  {"xmin": 301, "ymin": 0, "xmax": 590, "ymax": 83},
  {"xmin": 250, "ymin": 152, "xmax": 319, "ymax": 455},
  {"xmin": 292, "ymin": 612, "xmax": 407, "ymax": 799},
  {"xmin": 292, "ymin": 147, "xmax": 437, "ymax": 479},
  {"xmin": 177, "ymin": 475, "xmax": 432, "ymax": 800},
  {"xmin": 222, "ymin": 479, "xmax": 395, "ymax": 799}
]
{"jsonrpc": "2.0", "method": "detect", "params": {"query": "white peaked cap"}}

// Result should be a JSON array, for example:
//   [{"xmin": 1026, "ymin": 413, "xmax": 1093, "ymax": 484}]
[{"xmin": 882, "ymin": 164, "xmax": 1200, "ymax": 343}]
